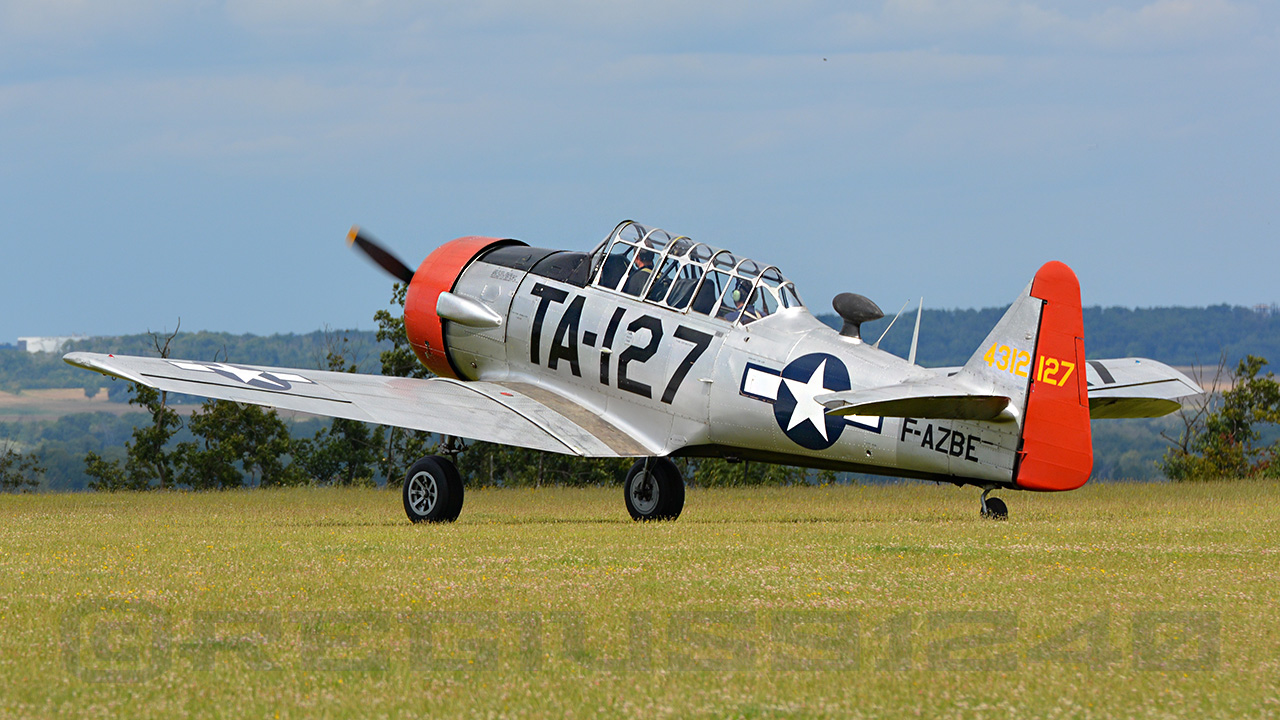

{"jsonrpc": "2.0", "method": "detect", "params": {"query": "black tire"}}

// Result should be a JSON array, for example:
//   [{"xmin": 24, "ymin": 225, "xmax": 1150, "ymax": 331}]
[
  {"xmin": 403, "ymin": 456, "xmax": 457, "ymax": 524},
  {"xmin": 982, "ymin": 497, "xmax": 1009, "ymax": 521},
  {"xmin": 624, "ymin": 458, "xmax": 685, "ymax": 521},
  {"xmin": 440, "ymin": 456, "xmax": 464, "ymax": 522}
]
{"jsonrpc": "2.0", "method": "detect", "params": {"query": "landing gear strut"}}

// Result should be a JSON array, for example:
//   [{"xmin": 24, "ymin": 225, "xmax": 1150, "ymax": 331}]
[
  {"xmin": 403, "ymin": 455, "xmax": 464, "ymax": 523},
  {"xmin": 624, "ymin": 458, "xmax": 685, "ymax": 521},
  {"xmin": 980, "ymin": 487, "xmax": 1008, "ymax": 521}
]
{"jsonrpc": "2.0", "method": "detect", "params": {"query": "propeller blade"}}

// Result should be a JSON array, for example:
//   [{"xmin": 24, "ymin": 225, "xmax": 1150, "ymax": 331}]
[{"xmin": 347, "ymin": 226, "xmax": 416, "ymax": 284}]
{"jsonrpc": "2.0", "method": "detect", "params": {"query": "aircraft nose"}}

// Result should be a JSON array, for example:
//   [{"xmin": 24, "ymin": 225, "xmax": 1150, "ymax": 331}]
[{"xmin": 404, "ymin": 236, "xmax": 514, "ymax": 378}]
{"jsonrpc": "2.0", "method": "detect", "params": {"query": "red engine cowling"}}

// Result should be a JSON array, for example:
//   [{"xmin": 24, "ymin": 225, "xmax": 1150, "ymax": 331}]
[{"xmin": 404, "ymin": 236, "xmax": 517, "ymax": 378}]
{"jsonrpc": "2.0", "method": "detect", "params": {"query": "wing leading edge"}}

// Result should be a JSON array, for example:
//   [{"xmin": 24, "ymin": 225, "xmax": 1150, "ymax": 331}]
[{"xmin": 63, "ymin": 352, "xmax": 651, "ymax": 458}]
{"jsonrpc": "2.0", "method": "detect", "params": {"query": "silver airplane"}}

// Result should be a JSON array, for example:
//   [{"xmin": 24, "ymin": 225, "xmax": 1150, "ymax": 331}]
[{"xmin": 65, "ymin": 221, "xmax": 1201, "ymax": 522}]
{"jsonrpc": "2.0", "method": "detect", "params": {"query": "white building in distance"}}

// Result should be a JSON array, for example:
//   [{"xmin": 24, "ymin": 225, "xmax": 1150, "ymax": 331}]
[{"xmin": 16, "ymin": 335, "xmax": 88, "ymax": 353}]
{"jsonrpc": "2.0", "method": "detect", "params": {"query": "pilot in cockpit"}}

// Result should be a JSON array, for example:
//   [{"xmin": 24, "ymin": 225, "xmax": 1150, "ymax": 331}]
[
  {"xmin": 719, "ymin": 279, "xmax": 759, "ymax": 323},
  {"xmin": 621, "ymin": 250, "xmax": 656, "ymax": 296}
]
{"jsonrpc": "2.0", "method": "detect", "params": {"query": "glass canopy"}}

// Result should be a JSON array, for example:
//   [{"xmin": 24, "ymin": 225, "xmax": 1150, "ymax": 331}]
[{"xmin": 590, "ymin": 221, "xmax": 803, "ymax": 325}]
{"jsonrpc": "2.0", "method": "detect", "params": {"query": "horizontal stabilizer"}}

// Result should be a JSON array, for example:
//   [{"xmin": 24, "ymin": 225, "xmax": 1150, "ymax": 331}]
[
  {"xmin": 818, "ymin": 381, "xmax": 1012, "ymax": 422},
  {"xmin": 919, "ymin": 357, "xmax": 1203, "ymax": 419},
  {"xmin": 1085, "ymin": 358, "xmax": 1202, "ymax": 418}
]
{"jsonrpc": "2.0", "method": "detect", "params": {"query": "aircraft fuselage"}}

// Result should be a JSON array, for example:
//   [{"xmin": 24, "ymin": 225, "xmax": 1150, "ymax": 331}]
[{"xmin": 440, "ymin": 243, "xmax": 1020, "ymax": 488}]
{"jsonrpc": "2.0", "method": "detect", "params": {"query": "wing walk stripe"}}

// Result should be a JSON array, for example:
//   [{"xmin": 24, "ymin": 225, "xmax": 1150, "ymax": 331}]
[
  {"xmin": 1088, "ymin": 360, "xmax": 1116, "ymax": 385},
  {"xmin": 139, "ymin": 373, "xmax": 355, "ymax": 404},
  {"xmin": 438, "ymin": 380, "xmax": 579, "ymax": 456},
  {"xmin": 495, "ymin": 382, "xmax": 649, "ymax": 456}
]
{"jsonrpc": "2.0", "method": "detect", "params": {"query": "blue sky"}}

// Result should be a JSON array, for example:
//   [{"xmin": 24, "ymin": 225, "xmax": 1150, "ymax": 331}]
[{"xmin": 2, "ymin": 0, "xmax": 1277, "ymax": 341}]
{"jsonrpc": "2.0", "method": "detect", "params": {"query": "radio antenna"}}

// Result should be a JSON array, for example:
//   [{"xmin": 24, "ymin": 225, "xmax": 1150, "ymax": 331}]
[
  {"xmin": 908, "ymin": 297, "xmax": 923, "ymax": 365},
  {"xmin": 873, "ymin": 299, "xmax": 910, "ymax": 349}
]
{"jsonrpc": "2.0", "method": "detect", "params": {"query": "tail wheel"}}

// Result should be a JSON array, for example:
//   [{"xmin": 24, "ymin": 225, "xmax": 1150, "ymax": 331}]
[
  {"xmin": 980, "ymin": 488, "xmax": 1009, "ymax": 521},
  {"xmin": 404, "ymin": 455, "xmax": 464, "ymax": 523},
  {"xmin": 624, "ymin": 458, "xmax": 684, "ymax": 522}
]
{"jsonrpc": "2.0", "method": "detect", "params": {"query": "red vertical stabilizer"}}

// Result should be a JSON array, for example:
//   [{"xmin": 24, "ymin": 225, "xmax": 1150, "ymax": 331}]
[{"xmin": 1015, "ymin": 261, "xmax": 1092, "ymax": 492}]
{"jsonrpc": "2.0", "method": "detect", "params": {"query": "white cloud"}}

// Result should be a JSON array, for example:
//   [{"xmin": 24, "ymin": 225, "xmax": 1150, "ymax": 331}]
[
  {"xmin": 825, "ymin": 0, "xmax": 1258, "ymax": 52},
  {"xmin": 220, "ymin": 0, "xmax": 422, "ymax": 32},
  {"xmin": 0, "ymin": 0, "xmax": 190, "ymax": 42},
  {"xmin": 1090, "ymin": 0, "xmax": 1251, "ymax": 48},
  {"xmin": 0, "ymin": 0, "xmax": 1265, "ymax": 68},
  {"xmin": 879, "ymin": 0, "xmax": 1019, "ymax": 35}
]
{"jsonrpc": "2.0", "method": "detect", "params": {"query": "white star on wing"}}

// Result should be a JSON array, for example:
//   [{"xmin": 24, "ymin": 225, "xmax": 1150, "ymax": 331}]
[
  {"xmin": 210, "ymin": 363, "xmax": 268, "ymax": 384},
  {"xmin": 782, "ymin": 359, "xmax": 832, "ymax": 441}
]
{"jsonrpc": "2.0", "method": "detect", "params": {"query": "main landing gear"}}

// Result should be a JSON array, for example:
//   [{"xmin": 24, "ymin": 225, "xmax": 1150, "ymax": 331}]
[
  {"xmin": 403, "ymin": 455, "xmax": 464, "ymax": 523},
  {"xmin": 402, "ymin": 454, "xmax": 687, "ymax": 524},
  {"xmin": 980, "ymin": 487, "xmax": 1008, "ymax": 521},
  {"xmin": 624, "ymin": 458, "xmax": 685, "ymax": 522}
]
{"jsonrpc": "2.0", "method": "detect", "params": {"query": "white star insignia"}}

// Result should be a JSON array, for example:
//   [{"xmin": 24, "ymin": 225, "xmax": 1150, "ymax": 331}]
[
  {"xmin": 782, "ymin": 359, "xmax": 833, "ymax": 441},
  {"xmin": 168, "ymin": 360, "xmax": 312, "ymax": 387},
  {"xmin": 208, "ymin": 363, "xmax": 270, "ymax": 384}
]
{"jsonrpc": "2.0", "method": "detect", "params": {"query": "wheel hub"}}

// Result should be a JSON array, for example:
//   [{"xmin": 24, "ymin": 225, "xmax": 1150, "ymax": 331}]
[
  {"xmin": 407, "ymin": 471, "xmax": 438, "ymax": 515},
  {"xmin": 630, "ymin": 474, "xmax": 659, "ymax": 515}
]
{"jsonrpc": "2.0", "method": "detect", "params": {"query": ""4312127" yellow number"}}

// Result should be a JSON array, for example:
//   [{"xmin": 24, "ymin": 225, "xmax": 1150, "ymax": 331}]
[{"xmin": 983, "ymin": 343, "xmax": 1031, "ymax": 377}]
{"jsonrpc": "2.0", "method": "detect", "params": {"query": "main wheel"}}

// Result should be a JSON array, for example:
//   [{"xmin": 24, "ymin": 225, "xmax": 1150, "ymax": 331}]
[
  {"xmin": 982, "ymin": 496, "xmax": 1008, "ymax": 521},
  {"xmin": 403, "ymin": 456, "xmax": 462, "ymax": 524},
  {"xmin": 624, "ymin": 458, "xmax": 685, "ymax": 522},
  {"xmin": 438, "ymin": 456, "xmax": 464, "ymax": 522}
]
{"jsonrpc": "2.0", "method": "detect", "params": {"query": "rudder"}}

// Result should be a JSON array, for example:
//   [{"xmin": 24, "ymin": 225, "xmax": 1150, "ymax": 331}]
[
  {"xmin": 958, "ymin": 261, "xmax": 1092, "ymax": 491},
  {"xmin": 1015, "ymin": 261, "xmax": 1091, "ymax": 491}
]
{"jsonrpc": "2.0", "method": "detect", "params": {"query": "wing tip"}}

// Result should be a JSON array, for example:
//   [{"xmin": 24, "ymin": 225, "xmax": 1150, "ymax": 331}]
[{"xmin": 63, "ymin": 351, "xmax": 141, "ymax": 384}]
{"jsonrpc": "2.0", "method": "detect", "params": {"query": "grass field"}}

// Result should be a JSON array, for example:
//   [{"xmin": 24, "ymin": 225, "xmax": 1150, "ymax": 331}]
[{"xmin": 1, "ymin": 482, "xmax": 1277, "ymax": 719}]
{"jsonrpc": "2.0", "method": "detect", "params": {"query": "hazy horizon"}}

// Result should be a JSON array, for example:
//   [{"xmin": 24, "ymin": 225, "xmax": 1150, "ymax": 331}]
[{"xmin": 10, "ymin": 300, "xmax": 1276, "ymax": 345}]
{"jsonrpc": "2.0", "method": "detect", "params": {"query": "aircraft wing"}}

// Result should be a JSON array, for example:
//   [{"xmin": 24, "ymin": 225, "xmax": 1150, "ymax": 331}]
[
  {"xmin": 63, "ymin": 352, "xmax": 651, "ymax": 457},
  {"xmin": 1083, "ymin": 357, "xmax": 1203, "ymax": 419}
]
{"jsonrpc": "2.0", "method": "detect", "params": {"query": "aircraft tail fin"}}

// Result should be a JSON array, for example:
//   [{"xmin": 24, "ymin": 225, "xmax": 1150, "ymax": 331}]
[{"xmin": 961, "ymin": 261, "xmax": 1092, "ymax": 491}]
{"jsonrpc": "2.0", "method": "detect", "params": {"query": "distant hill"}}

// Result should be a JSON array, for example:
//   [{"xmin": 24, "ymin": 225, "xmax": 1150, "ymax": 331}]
[
  {"xmin": 0, "ymin": 330, "xmax": 387, "ymax": 397},
  {"xmin": 820, "ymin": 304, "xmax": 1280, "ymax": 368},
  {"xmin": 2, "ymin": 305, "xmax": 1276, "ymax": 396},
  {"xmin": 3, "ymin": 306, "xmax": 1275, "ymax": 486}
]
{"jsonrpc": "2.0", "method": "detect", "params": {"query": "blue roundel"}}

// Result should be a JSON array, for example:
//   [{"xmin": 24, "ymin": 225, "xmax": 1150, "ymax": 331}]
[{"xmin": 773, "ymin": 353, "xmax": 851, "ymax": 450}]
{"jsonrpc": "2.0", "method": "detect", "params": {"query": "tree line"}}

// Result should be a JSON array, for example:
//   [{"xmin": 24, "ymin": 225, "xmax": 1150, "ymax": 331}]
[
  {"xmin": 0, "ymin": 329, "xmax": 388, "ymax": 397},
  {"xmin": 2, "ymin": 290, "xmax": 1278, "ymax": 492},
  {"xmin": 3, "ymin": 304, "xmax": 1278, "ymax": 396},
  {"xmin": 853, "ymin": 304, "xmax": 1280, "ymax": 368}
]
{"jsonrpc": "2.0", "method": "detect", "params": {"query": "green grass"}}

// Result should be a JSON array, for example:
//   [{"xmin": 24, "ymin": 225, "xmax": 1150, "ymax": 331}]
[{"xmin": 1, "ymin": 482, "xmax": 1277, "ymax": 719}]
